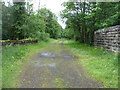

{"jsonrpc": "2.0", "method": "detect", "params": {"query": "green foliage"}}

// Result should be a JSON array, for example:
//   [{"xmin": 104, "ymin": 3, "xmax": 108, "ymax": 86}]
[
  {"xmin": 61, "ymin": 2, "xmax": 119, "ymax": 45},
  {"xmin": 2, "ymin": 3, "xmax": 14, "ymax": 40},
  {"xmin": 2, "ymin": 2, "xmax": 62, "ymax": 40},
  {"xmin": 2, "ymin": 44, "xmax": 29, "ymax": 88},
  {"xmin": 65, "ymin": 40, "xmax": 118, "ymax": 88}
]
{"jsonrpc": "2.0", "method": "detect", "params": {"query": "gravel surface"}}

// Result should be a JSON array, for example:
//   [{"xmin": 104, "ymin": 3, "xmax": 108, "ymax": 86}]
[{"xmin": 19, "ymin": 40, "xmax": 102, "ymax": 88}]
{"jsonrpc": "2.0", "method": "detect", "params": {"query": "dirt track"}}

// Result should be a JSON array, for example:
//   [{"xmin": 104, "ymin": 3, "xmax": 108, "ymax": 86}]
[{"xmin": 19, "ymin": 40, "xmax": 102, "ymax": 88}]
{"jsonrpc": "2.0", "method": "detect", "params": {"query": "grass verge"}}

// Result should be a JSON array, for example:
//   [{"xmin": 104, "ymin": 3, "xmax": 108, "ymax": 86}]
[
  {"xmin": 2, "ymin": 39, "xmax": 56, "ymax": 88},
  {"xmin": 64, "ymin": 40, "xmax": 118, "ymax": 88},
  {"xmin": 55, "ymin": 78, "xmax": 67, "ymax": 88}
]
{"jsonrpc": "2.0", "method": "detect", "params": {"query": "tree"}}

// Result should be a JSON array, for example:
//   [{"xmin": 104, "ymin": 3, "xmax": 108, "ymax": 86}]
[
  {"xmin": 12, "ymin": 1, "xmax": 27, "ymax": 39},
  {"xmin": 61, "ymin": 1, "xmax": 119, "ymax": 45},
  {"xmin": 2, "ymin": 1, "xmax": 62, "ymax": 41},
  {"xmin": 38, "ymin": 8, "xmax": 62, "ymax": 39}
]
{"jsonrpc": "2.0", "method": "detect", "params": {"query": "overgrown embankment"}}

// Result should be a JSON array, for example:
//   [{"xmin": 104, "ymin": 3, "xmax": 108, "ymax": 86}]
[
  {"xmin": 64, "ymin": 40, "xmax": 118, "ymax": 88},
  {"xmin": 2, "ymin": 39, "xmax": 56, "ymax": 88}
]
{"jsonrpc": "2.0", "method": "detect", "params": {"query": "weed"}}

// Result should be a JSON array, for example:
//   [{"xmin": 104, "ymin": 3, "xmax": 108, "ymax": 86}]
[{"xmin": 55, "ymin": 78, "xmax": 67, "ymax": 88}]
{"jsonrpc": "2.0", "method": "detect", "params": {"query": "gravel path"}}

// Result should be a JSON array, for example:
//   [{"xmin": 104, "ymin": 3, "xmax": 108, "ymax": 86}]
[{"xmin": 19, "ymin": 40, "xmax": 102, "ymax": 88}]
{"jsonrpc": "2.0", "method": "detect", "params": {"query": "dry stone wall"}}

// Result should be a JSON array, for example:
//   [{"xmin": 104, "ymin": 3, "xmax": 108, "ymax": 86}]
[
  {"xmin": 1, "ymin": 39, "xmax": 38, "ymax": 46},
  {"xmin": 94, "ymin": 25, "xmax": 120, "ymax": 54}
]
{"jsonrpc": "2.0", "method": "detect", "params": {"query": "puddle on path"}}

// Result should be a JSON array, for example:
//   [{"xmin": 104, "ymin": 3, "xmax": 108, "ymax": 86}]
[
  {"xmin": 34, "ymin": 63, "xmax": 56, "ymax": 68},
  {"xmin": 64, "ymin": 55, "xmax": 73, "ymax": 58},
  {"xmin": 40, "ymin": 52, "xmax": 57, "ymax": 57},
  {"xmin": 40, "ymin": 52, "xmax": 74, "ymax": 59}
]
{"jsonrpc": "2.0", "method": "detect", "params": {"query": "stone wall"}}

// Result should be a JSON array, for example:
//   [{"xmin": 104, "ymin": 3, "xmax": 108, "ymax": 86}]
[
  {"xmin": 94, "ymin": 25, "xmax": 120, "ymax": 54},
  {"xmin": 1, "ymin": 39, "xmax": 38, "ymax": 46}
]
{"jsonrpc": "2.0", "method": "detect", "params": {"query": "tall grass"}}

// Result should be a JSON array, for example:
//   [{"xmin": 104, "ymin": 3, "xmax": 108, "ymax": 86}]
[
  {"xmin": 2, "ymin": 39, "xmax": 55, "ymax": 88},
  {"xmin": 65, "ymin": 40, "xmax": 118, "ymax": 88}
]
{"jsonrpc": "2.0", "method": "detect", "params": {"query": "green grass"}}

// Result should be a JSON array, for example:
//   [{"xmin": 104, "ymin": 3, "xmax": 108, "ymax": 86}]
[
  {"xmin": 64, "ymin": 40, "xmax": 118, "ymax": 88},
  {"xmin": 55, "ymin": 78, "xmax": 67, "ymax": 88},
  {"xmin": 2, "ymin": 39, "xmax": 56, "ymax": 88}
]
